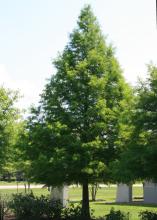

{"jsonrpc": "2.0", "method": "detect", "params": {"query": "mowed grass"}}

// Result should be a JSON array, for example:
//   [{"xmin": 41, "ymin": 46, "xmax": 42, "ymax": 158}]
[
  {"xmin": 0, "ymin": 184, "xmax": 157, "ymax": 219},
  {"xmin": 0, "ymin": 188, "xmax": 50, "ymax": 197},
  {"xmin": 69, "ymin": 185, "xmax": 157, "ymax": 220}
]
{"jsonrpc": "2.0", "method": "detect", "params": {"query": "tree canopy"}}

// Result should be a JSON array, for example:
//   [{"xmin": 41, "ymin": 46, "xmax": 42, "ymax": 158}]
[
  {"xmin": 112, "ymin": 65, "xmax": 157, "ymax": 183},
  {"xmin": 24, "ymin": 5, "xmax": 132, "ymax": 219},
  {"xmin": 0, "ymin": 86, "xmax": 20, "ymax": 174}
]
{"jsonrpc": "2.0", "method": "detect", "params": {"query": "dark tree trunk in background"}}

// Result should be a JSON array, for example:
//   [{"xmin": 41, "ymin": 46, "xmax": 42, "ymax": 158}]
[
  {"xmin": 90, "ymin": 183, "xmax": 99, "ymax": 201},
  {"xmin": 128, "ymin": 184, "xmax": 132, "ymax": 203},
  {"xmin": 82, "ymin": 182, "xmax": 90, "ymax": 220}
]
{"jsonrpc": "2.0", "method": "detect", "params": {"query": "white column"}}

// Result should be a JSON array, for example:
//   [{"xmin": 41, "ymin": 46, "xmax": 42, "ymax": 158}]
[
  {"xmin": 116, "ymin": 184, "xmax": 132, "ymax": 203},
  {"xmin": 144, "ymin": 181, "xmax": 157, "ymax": 204},
  {"xmin": 50, "ymin": 185, "xmax": 69, "ymax": 207}
]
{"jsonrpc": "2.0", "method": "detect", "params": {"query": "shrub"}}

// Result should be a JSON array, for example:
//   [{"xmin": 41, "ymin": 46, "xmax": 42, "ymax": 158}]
[
  {"xmin": 9, "ymin": 193, "xmax": 62, "ymax": 220},
  {"xmin": 139, "ymin": 211, "xmax": 157, "ymax": 220},
  {"xmin": 105, "ymin": 208, "xmax": 129, "ymax": 220},
  {"xmin": 0, "ymin": 194, "xmax": 10, "ymax": 220},
  {"xmin": 44, "ymin": 199, "xmax": 62, "ymax": 220},
  {"xmin": 62, "ymin": 204, "xmax": 82, "ymax": 220},
  {"xmin": 0, "ymin": 196, "xmax": 5, "ymax": 220}
]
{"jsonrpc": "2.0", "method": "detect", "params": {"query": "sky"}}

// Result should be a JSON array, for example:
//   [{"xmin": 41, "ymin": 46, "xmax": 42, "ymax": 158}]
[{"xmin": 0, "ymin": 0, "xmax": 157, "ymax": 111}]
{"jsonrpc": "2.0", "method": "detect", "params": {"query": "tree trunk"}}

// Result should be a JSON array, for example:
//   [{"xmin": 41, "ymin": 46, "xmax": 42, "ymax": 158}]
[
  {"xmin": 24, "ymin": 183, "xmax": 27, "ymax": 193},
  {"xmin": 27, "ymin": 182, "xmax": 30, "ymax": 193},
  {"xmin": 128, "ymin": 184, "xmax": 132, "ymax": 203},
  {"xmin": 82, "ymin": 182, "xmax": 90, "ymax": 220},
  {"xmin": 90, "ymin": 183, "xmax": 99, "ymax": 201}
]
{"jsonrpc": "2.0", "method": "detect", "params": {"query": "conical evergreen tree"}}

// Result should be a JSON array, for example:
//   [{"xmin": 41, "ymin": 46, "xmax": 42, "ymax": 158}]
[{"xmin": 26, "ymin": 5, "xmax": 132, "ymax": 219}]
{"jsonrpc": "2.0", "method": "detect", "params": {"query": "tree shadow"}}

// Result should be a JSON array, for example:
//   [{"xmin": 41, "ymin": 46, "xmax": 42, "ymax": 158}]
[
  {"xmin": 69, "ymin": 200, "xmax": 81, "ymax": 204},
  {"xmin": 69, "ymin": 199, "xmax": 107, "ymax": 204},
  {"xmin": 93, "ymin": 201, "xmax": 157, "ymax": 208}
]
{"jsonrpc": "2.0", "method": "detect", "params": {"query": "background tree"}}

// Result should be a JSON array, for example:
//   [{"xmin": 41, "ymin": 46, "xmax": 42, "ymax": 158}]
[
  {"xmin": 0, "ymin": 88, "xmax": 31, "ymax": 189},
  {"xmin": 14, "ymin": 121, "xmax": 32, "ymax": 192},
  {"xmin": 112, "ymin": 64, "xmax": 157, "ymax": 183},
  {"xmin": 24, "ymin": 5, "xmax": 132, "ymax": 219},
  {"xmin": 90, "ymin": 183, "xmax": 100, "ymax": 201},
  {"xmin": 0, "ymin": 86, "xmax": 20, "ymax": 176}
]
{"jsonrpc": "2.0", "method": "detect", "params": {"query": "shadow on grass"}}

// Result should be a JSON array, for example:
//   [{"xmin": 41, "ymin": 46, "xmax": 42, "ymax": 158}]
[
  {"xmin": 69, "ymin": 200, "xmax": 81, "ymax": 204},
  {"xmin": 69, "ymin": 198, "xmax": 157, "ymax": 208},
  {"xmin": 69, "ymin": 199, "xmax": 107, "ymax": 204},
  {"xmin": 93, "ymin": 201, "xmax": 157, "ymax": 208}
]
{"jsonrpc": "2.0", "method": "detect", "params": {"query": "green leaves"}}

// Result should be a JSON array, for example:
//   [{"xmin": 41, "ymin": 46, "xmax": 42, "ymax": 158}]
[
  {"xmin": 25, "ymin": 5, "xmax": 132, "ymax": 187},
  {"xmin": 113, "ymin": 64, "xmax": 157, "ymax": 183},
  {"xmin": 0, "ymin": 86, "xmax": 20, "ymax": 173}
]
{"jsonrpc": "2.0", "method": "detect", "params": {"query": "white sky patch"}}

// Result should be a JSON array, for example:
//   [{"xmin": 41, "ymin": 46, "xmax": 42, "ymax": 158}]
[
  {"xmin": 0, "ymin": 64, "xmax": 10, "ymax": 82},
  {"xmin": 0, "ymin": 64, "xmax": 40, "ymax": 111},
  {"xmin": 0, "ymin": 0, "xmax": 157, "ymax": 111}
]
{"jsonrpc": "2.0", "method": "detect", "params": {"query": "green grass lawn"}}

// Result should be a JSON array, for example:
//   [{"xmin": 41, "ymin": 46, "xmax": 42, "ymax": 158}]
[
  {"xmin": 0, "ymin": 188, "xmax": 50, "ymax": 196},
  {"xmin": 0, "ymin": 183, "xmax": 157, "ymax": 220},
  {"xmin": 69, "ymin": 186, "xmax": 157, "ymax": 220}
]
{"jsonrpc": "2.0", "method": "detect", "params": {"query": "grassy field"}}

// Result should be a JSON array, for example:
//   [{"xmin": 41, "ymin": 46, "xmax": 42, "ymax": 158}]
[
  {"xmin": 0, "ymin": 184, "xmax": 157, "ymax": 219},
  {"xmin": 69, "ymin": 186, "xmax": 157, "ymax": 220},
  {"xmin": 0, "ymin": 188, "xmax": 49, "ymax": 196}
]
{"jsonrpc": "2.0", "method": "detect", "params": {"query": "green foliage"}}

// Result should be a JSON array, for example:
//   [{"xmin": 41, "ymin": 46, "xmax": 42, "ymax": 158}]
[
  {"xmin": 0, "ymin": 87, "xmax": 27, "ymax": 182},
  {"xmin": 94, "ymin": 208, "xmax": 130, "ymax": 220},
  {"xmin": 112, "ymin": 64, "xmax": 157, "ymax": 183},
  {"xmin": 0, "ymin": 86, "xmax": 20, "ymax": 173},
  {"xmin": 62, "ymin": 204, "xmax": 82, "ymax": 220},
  {"xmin": 22, "ymin": 4, "xmax": 132, "ymax": 219},
  {"xmin": 9, "ymin": 193, "xmax": 62, "ymax": 220},
  {"xmin": 132, "ymin": 65, "xmax": 157, "ymax": 181},
  {"xmin": 0, "ymin": 194, "xmax": 10, "ymax": 220},
  {"xmin": 105, "ymin": 208, "xmax": 129, "ymax": 220},
  {"xmin": 139, "ymin": 210, "xmax": 157, "ymax": 220},
  {"xmin": 25, "ymin": 4, "xmax": 131, "ymax": 187}
]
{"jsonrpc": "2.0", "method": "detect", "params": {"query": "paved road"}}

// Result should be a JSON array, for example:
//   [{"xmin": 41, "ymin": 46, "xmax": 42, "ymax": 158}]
[
  {"xmin": 0, "ymin": 184, "xmax": 44, "ymax": 189},
  {"xmin": 0, "ymin": 184, "xmax": 143, "ymax": 189}
]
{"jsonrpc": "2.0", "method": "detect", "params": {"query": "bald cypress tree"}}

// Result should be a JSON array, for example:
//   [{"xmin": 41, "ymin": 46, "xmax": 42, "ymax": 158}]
[{"xmin": 26, "ymin": 5, "xmax": 132, "ymax": 219}]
